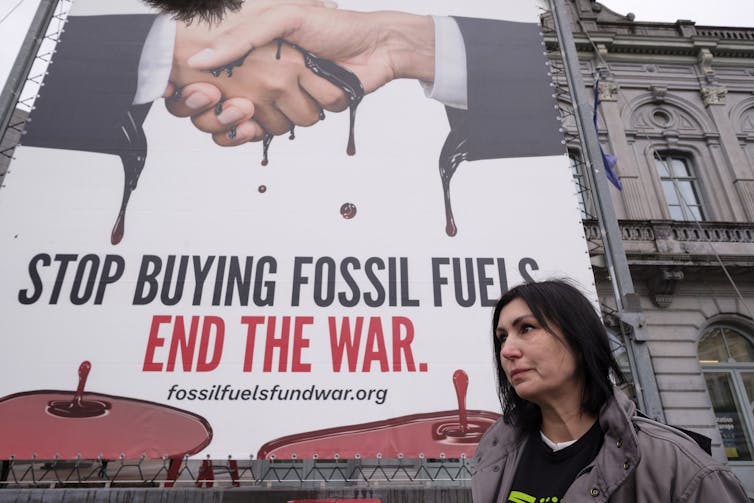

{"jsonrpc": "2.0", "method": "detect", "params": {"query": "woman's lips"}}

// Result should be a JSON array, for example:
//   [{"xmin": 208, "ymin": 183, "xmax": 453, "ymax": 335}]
[{"xmin": 509, "ymin": 368, "xmax": 531, "ymax": 380}]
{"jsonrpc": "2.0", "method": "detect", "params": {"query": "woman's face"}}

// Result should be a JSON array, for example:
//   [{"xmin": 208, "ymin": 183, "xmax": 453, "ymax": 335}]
[{"xmin": 496, "ymin": 297, "xmax": 582, "ymax": 409}]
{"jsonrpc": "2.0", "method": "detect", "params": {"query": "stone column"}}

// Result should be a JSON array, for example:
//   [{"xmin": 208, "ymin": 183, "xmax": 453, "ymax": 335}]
[
  {"xmin": 594, "ymin": 57, "xmax": 651, "ymax": 220},
  {"xmin": 699, "ymin": 49, "xmax": 754, "ymax": 220}
]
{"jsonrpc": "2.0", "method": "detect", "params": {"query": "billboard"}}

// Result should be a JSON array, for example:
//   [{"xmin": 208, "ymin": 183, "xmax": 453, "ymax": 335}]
[{"xmin": 0, "ymin": 0, "xmax": 594, "ymax": 461}]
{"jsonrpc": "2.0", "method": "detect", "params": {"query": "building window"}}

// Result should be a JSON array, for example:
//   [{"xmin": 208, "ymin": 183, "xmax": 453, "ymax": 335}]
[
  {"xmin": 569, "ymin": 150, "xmax": 592, "ymax": 219},
  {"xmin": 699, "ymin": 325, "xmax": 754, "ymax": 462},
  {"xmin": 654, "ymin": 154, "xmax": 706, "ymax": 221}
]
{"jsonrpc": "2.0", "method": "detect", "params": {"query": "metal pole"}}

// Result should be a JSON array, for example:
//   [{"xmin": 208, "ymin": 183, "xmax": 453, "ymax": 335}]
[
  {"xmin": 0, "ymin": 0, "xmax": 59, "ymax": 144},
  {"xmin": 549, "ymin": 0, "xmax": 665, "ymax": 421}
]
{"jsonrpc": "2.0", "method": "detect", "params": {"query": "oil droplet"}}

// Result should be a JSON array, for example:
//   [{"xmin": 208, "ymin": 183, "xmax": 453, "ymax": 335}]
[{"xmin": 340, "ymin": 202, "xmax": 357, "ymax": 219}]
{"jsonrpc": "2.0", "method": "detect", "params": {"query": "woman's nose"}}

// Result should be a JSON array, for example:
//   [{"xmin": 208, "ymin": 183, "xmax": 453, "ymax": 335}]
[{"xmin": 500, "ymin": 340, "xmax": 521, "ymax": 360}]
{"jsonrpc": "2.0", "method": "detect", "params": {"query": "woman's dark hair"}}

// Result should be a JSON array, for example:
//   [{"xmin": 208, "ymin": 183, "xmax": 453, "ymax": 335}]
[
  {"xmin": 143, "ymin": 0, "xmax": 244, "ymax": 23},
  {"xmin": 492, "ymin": 279, "xmax": 625, "ymax": 430}
]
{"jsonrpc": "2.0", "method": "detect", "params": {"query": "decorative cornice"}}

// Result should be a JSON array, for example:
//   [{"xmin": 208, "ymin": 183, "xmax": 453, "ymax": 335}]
[
  {"xmin": 696, "ymin": 27, "xmax": 754, "ymax": 41},
  {"xmin": 544, "ymin": 33, "xmax": 754, "ymax": 59},
  {"xmin": 542, "ymin": 1, "xmax": 754, "ymax": 60}
]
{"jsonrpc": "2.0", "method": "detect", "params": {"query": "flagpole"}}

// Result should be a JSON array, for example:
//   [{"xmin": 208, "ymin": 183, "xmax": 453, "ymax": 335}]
[
  {"xmin": 0, "ymin": 0, "xmax": 59, "ymax": 149},
  {"xmin": 549, "ymin": 0, "xmax": 665, "ymax": 421}
]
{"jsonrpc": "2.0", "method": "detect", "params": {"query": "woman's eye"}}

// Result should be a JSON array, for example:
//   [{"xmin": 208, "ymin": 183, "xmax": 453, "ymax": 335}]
[{"xmin": 521, "ymin": 324, "xmax": 535, "ymax": 333}]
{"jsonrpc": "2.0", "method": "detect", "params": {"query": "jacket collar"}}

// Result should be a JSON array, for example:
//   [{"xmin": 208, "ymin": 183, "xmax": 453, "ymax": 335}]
[{"xmin": 570, "ymin": 387, "xmax": 641, "ymax": 498}]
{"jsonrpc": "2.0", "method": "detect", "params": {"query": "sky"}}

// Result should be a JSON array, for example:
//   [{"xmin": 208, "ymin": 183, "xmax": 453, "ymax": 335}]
[{"xmin": 1, "ymin": 0, "xmax": 754, "ymax": 92}]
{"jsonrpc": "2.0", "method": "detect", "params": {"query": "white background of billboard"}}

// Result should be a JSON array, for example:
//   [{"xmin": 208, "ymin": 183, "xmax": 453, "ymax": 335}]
[{"xmin": 0, "ymin": 0, "xmax": 594, "ymax": 458}]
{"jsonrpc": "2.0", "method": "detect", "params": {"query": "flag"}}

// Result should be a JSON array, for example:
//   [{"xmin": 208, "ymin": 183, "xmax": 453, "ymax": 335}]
[{"xmin": 593, "ymin": 80, "xmax": 622, "ymax": 190}]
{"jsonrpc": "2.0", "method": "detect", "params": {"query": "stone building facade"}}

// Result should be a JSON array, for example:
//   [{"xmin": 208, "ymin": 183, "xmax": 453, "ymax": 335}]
[{"xmin": 544, "ymin": 0, "xmax": 754, "ymax": 491}]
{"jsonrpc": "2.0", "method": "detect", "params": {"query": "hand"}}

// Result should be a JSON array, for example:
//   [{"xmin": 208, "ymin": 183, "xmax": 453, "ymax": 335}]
[
  {"xmin": 166, "ymin": 1, "xmax": 435, "ymax": 142},
  {"xmin": 163, "ymin": 82, "xmax": 266, "ymax": 145},
  {"xmin": 184, "ymin": 2, "xmax": 436, "ymax": 98},
  {"xmin": 162, "ymin": 0, "xmax": 339, "ymax": 143},
  {"xmin": 171, "ymin": 23, "xmax": 343, "ymax": 135}
]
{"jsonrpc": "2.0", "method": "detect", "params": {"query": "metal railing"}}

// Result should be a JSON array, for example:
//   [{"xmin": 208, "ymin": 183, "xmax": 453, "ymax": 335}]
[{"xmin": 1, "ymin": 457, "xmax": 473, "ymax": 489}]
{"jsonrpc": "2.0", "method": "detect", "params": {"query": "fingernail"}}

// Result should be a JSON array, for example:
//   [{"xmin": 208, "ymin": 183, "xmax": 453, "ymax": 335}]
[
  {"xmin": 228, "ymin": 126, "xmax": 238, "ymax": 140},
  {"xmin": 322, "ymin": 0, "xmax": 338, "ymax": 7},
  {"xmin": 217, "ymin": 108, "xmax": 244, "ymax": 125},
  {"xmin": 185, "ymin": 92, "xmax": 212, "ymax": 109},
  {"xmin": 188, "ymin": 48, "xmax": 216, "ymax": 67}
]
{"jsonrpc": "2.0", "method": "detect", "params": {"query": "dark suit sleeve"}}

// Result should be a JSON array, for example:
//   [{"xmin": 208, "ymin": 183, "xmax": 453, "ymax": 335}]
[
  {"xmin": 23, "ymin": 14, "xmax": 157, "ymax": 154},
  {"xmin": 449, "ymin": 17, "xmax": 563, "ymax": 160}
]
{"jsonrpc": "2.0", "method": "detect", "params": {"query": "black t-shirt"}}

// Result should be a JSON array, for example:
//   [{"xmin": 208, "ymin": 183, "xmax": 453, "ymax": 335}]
[{"xmin": 506, "ymin": 421, "xmax": 604, "ymax": 503}]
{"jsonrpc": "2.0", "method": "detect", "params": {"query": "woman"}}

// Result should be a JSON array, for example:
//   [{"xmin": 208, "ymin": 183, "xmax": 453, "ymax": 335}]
[{"xmin": 472, "ymin": 279, "xmax": 748, "ymax": 502}]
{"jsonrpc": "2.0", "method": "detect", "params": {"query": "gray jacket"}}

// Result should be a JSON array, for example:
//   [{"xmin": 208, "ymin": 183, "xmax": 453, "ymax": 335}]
[{"xmin": 471, "ymin": 388, "xmax": 748, "ymax": 502}]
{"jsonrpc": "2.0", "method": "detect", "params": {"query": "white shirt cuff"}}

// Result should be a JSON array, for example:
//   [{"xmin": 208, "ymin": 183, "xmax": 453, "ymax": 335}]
[
  {"xmin": 133, "ymin": 14, "xmax": 175, "ymax": 105},
  {"xmin": 420, "ymin": 15, "xmax": 468, "ymax": 110}
]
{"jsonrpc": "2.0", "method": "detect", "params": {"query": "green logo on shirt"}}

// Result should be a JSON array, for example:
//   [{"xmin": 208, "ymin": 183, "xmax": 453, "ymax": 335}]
[{"xmin": 508, "ymin": 491, "xmax": 560, "ymax": 503}]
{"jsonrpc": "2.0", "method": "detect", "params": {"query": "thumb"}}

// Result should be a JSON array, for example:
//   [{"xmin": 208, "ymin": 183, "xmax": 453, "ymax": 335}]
[
  {"xmin": 185, "ymin": 0, "xmax": 340, "ymax": 71},
  {"xmin": 187, "ymin": 33, "xmax": 255, "ymax": 71},
  {"xmin": 186, "ymin": 4, "xmax": 316, "ymax": 71}
]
